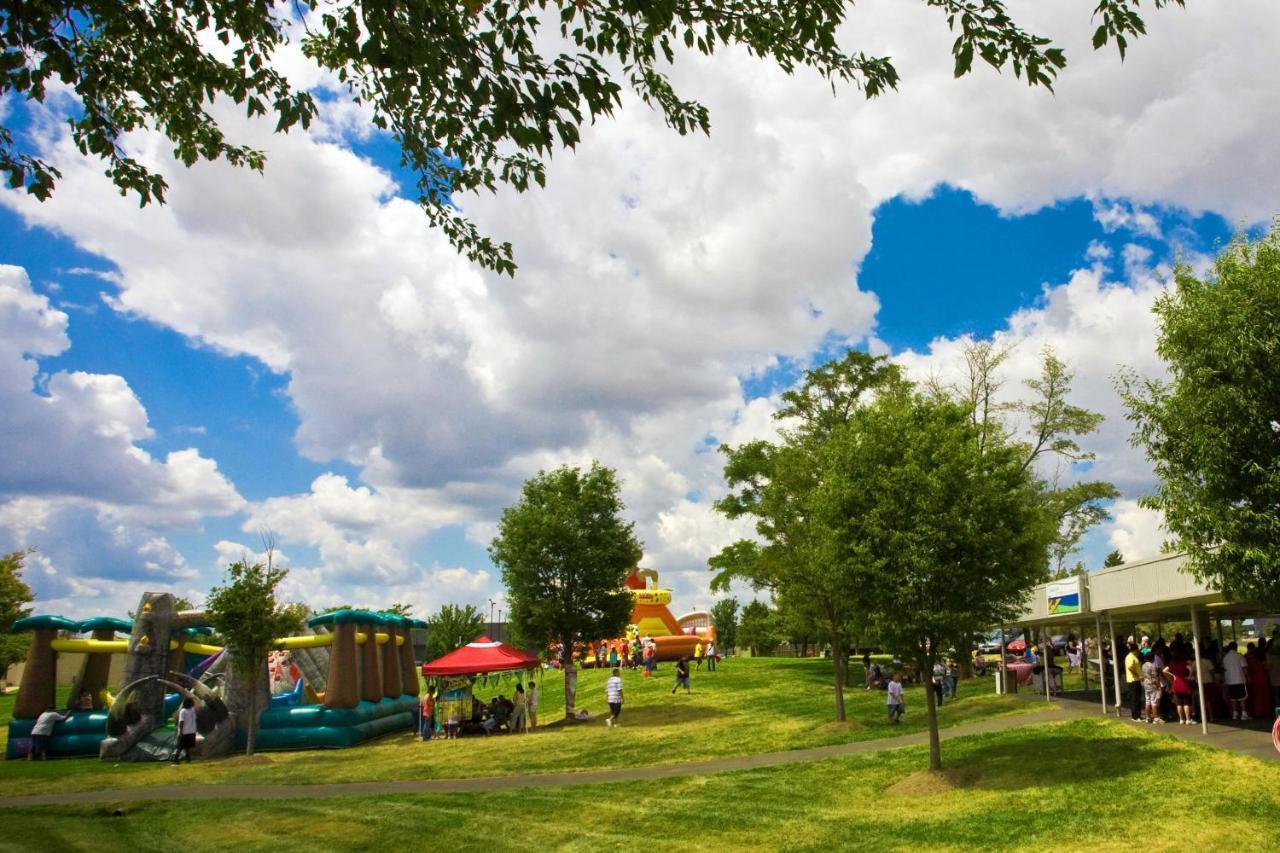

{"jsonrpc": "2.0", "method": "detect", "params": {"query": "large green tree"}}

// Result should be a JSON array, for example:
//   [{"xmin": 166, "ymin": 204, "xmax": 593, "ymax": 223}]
[
  {"xmin": 709, "ymin": 597, "xmax": 738, "ymax": 654},
  {"xmin": 490, "ymin": 462, "xmax": 641, "ymax": 718},
  {"xmin": 952, "ymin": 344, "xmax": 1118, "ymax": 578},
  {"xmin": 424, "ymin": 603, "xmax": 486, "ymax": 662},
  {"xmin": 1121, "ymin": 225, "xmax": 1280, "ymax": 609},
  {"xmin": 0, "ymin": 550, "xmax": 35, "ymax": 679},
  {"xmin": 815, "ymin": 392, "xmax": 1054, "ymax": 770},
  {"xmin": 736, "ymin": 598, "xmax": 779, "ymax": 658},
  {"xmin": 2, "ymin": 0, "xmax": 1178, "ymax": 273},
  {"xmin": 712, "ymin": 351, "xmax": 905, "ymax": 721},
  {"xmin": 206, "ymin": 559, "xmax": 303, "ymax": 755}
]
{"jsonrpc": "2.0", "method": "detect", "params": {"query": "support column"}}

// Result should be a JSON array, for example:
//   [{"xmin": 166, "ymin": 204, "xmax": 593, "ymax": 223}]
[
  {"xmin": 399, "ymin": 624, "xmax": 419, "ymax": 698},
  {"xmin": 1081, "ymin": 623, "xmax": 1089, "ymax": 692},
  {"xmin": 998, "ymin": 627, "xmax": 1007, "ymax": 695},
  {"xmin": 1191, "ymin": 605, "xmax": 1208, "ymax": 735},
  {"xmin": 1108, "ymin": 615, "xmax": 1123, "ymax": 716},
  {"xmin": 360, "ymin": 622, "xmax": 382, "ymax": 704},
  {"xmin": 14, "ymin": 629, "xmax": 58, "ymax": 719},
  {"xmin": 1094, "ymin": 616, "xmax": 1107, "ymax": 715},
  {"xmin": 1043, "ymin": 631, "xmax": 1052, "ymax": 703},
  {"xmin": 380, "ymin": 624, "xmax": 402, "ymax": 699},
  {"xmin": 324, "ymin": 623, "xmax": 359, "ymax": 709}
]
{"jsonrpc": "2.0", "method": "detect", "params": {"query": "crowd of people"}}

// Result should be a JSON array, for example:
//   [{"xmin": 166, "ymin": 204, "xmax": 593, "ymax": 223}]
[
  {"xmin": 862, "ymin": 653, "xmax": 964, "ymax": 712},
  {"xmin": 418, "ymin": 680, "xmax": 538, "ymax": 740},
  {"xmin": 1117, "ymin": 629, "xmax": 1280, "ymax": 725},
  {"xmin": 589, "ymin": 635, "xmax": 718, "ymax": 675}
]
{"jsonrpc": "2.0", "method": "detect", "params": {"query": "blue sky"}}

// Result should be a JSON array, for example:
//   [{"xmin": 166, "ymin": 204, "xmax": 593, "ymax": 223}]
[{"xmin": 1, "ymin": 0, "xmax": 1276, "ymax": 619}]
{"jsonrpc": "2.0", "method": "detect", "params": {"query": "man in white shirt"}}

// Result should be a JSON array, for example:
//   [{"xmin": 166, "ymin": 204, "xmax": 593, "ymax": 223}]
[
  {"xmin": 605, "ymin": 668, "xmax": 624, "ymax": 727},
  {"xmin": 705, "ymin": 640, "xmax": 717, "ymax": 672},
  {"xmin": 1220, "ymin": 642, "xmax": 1250, "ymax": 720},
  {"xmin": 28, "ymin": 706, "xmax": 70, "ymax": 760},
  {"xmin": 172, "ymin": 697, "xmax": 199, "ymax": 763},
  {"xmin": 886, "ymin": 674, "xmax": 905, "ymax": 723}
]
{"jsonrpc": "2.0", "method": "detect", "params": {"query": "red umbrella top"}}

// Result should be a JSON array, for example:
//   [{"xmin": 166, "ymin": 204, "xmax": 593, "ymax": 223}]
[{"xmin": 421, "ymin": 636, "xmax": 540, "ymax": 677}]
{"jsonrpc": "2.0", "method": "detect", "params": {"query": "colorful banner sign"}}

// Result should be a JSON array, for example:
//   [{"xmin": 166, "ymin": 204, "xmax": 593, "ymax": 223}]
[{"xmin": 1047, "ymin": 578, "xmax": 1082, "ymax": 615}]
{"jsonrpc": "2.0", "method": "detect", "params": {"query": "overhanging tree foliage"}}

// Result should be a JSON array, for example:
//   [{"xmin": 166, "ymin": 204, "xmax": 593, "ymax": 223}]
[
  {"xmin": 1120, "ymin": 224, "xmax": 1280, "ymax": 609},
  {"xmin": 815, "ymin": 391, "xmax": 1054, "ymax": 770},
  {"xmin": 0, "ymin": 550, "xmax": 34, "ymax": 678},
  {"xmin": 424, "ymin": 603, "xmax": 486, "ymax": 662},
  {"xmin": 2, "ymin": 0, "xmax": 1180, "ymax": 273},
  {"xmin": 206, "ymin": 559, "xmax": 303, "ymax": 756},
  {"xmin": 490, "ymin": 462, "xmax": 641, "ymax": 718}
]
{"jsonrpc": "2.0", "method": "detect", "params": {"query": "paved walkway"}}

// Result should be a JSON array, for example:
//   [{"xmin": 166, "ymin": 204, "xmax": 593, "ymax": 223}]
[
  {"xmin": 0, "ymin": 707, "xmax": 1074, "ymax": 808},
  {"xmin": 1028, "ymin": 691, "xmax": 1280, "ymax": 763},
  {"xmin": 1, "ymin": 697, "xmax": 1272, "ymax": 808}
]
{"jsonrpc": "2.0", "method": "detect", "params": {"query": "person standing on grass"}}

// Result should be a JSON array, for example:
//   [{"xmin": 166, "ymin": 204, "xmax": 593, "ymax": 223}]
[
  {"xmin": 28, "ymin": 706, "xmax": 70, "ymax": 760},
  {"xmin": 705, "ymin": 639, "xmax": 717, "ymax": 672},
  {"xmin": 1125, "ymin": 641, "xmax": 1144, "ymax": 722},
  {"xmin": 694, "ymin": 640, "xmax": 704, "ymax": 670},
  {"xmin": 419, "ymin": 689, "xmax": 436, "ymax": 741},
  {"xmin": 931, "ymin": 661, "xmax": 945, "ymax": 707},
  {"xmin": 605, "ymin": 667, "xmax": 624, "ymax": 727},
  {"xmin": 527, "ymin": 681, "xmax": 538, "ymax": 729},
  {"xmin": 886, "ymin": 673, "xmax": 905, "ymax": 723},
  {"xmin": 510, "ymin": 684, "xmax": 528, "ymax": 733},
  {"xmin": 170, "ymin": 697, "xmax": 199, "ymax": 763},
  {"xmin": 1221, "ymin": 641, "xmax": 1250, "ymax": 720},
  {"xmin": 672, "ymin": 656, "xmax": 691, "ymax": 694}
]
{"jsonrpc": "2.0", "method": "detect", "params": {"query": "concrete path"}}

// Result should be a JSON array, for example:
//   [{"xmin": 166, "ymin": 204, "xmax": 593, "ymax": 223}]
[
  {"xmin": 0, "ymin": 707, "xmax": 1073, "ymax": 808},
  {"xmin": 1035, "ymin": 691, "xmax": 1280, "ymax": 763}
]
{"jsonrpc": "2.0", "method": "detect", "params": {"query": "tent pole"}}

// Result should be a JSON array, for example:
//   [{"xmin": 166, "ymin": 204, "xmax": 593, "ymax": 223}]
[
  {"xmin": 1043, "ymin": 629, "xmax": 1051, "ymax": 703},
  {"xmin": 1081, "ymin": 621, "xmax": 1089, "ymax": 692},
  {"xmin": 998, "ymin": 627, "xmax": 1006, "ymax": 695},
  {"xmin": 1191, "ymin": 605, "xmax": 1208, "ymax": 735},
  {"xmin": 1094, "ymin": 615, "xmax": 1106, "ymax": 715},
  {"xmin": 1108, "ymin": 614, "xmax": 1122, "ymax": 716}
]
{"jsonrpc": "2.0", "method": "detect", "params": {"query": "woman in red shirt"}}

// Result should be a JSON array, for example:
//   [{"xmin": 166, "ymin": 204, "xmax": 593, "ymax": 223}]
[{"xmin": 1163, "ymin": 656, "xmax": 1194, "ymax": 725}]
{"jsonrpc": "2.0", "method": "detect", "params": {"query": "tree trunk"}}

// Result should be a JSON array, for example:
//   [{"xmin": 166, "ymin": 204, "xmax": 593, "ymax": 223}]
[
  {"xmin": 245, "ymin": 686, "xmax": 257, "ymax": 757},
  {"xmin": 958, "ymin": 636, "xmax": 974, "ymax": 680},
  {"xmin": 923, "ymin": 654, "xmax": 942, "ymax": 771},
  {"xmin": 831, "ymin": 636, "xmax": 847, "ymax": 722},
  {"xmin": 563, "ymin": 661, "xmax": 577, "ymax": 719}
]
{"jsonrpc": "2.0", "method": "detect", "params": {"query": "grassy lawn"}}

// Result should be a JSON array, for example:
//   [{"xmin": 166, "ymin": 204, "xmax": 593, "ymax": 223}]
[
  {"xmin": 4, "ymin": 718, "xmax": 1277, "ymax": 852},
  {"xmin": 0, "ymin": 658, "xmax": 1033, "ymax": 796}
]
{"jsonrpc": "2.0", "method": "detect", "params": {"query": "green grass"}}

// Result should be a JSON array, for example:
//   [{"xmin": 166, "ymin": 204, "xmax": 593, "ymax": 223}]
[
  {"xmin": 3, "ymin": 718, "xmax": 1277, "ymax": 852},
  {"xmin": 0, "ymin": 658, "xmax": 1033, "ymax": 796}
]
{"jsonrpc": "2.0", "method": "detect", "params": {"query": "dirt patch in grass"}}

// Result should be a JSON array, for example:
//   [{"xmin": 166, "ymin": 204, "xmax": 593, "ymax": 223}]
[
  {"xmin": 885, "ymin": 767, "xmax": 980, "ymax": 797},
  {"xmin": 814, "ymin": 720, "xmax": 862, "ymax": 735}
]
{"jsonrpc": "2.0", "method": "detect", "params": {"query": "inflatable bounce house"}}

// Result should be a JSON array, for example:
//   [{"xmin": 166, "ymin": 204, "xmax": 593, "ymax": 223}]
[
  {"xmin": 4, "ymin": 593, "xmax": 427, "ymax": 761},
  {"xmin": 626, "ymin": 568, "xmax": 715, "ymax": 661}
]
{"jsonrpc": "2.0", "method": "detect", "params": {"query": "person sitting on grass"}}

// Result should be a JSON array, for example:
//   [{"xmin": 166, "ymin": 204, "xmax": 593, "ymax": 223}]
[
  {"xmin": 28, "ymin": 706, "xmax": 70, "ymax": 760},
  {"xmin": 886, "ymin": 673, "xmax": 905, "ymax": 723},
  {"xmin": 671, "ymin": 657, "xmax": 691, "ymax": 694}
]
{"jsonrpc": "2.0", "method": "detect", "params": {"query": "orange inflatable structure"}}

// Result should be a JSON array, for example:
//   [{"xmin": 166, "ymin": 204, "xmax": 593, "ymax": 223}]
[{"xmin": 627, "ymin": 568, "xmax": 714, "ymax": 662}]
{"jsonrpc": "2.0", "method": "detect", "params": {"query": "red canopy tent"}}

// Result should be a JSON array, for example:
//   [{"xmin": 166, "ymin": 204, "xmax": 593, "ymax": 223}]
[{"xmin": 421, "ymin": 636, "xmax": 540, "ymax": 677}]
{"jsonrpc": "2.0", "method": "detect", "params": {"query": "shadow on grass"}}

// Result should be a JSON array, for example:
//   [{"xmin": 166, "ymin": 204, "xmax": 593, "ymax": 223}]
[{"xmin": 950, "ymin": 725, "xmax": 1184, "ymax": 790}]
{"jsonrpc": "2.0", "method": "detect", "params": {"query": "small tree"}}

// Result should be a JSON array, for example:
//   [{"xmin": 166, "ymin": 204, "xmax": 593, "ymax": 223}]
[
  {"xmin": 712, "ymin": 352, "xmax": 904, "ymax": 721},
  {"xmin": 737, "ymin": 599, "xmax": 780, "ymax": 657},
  {"xmin": 490, "ymin": 463, "xmax": 642, "ymax": 718},
  {"xmin": 709, "ymin": 598, "xmax": 739, "ymax": 654},
  {"xmin": 816, "ymin": 392, "xmax": 1054, "ymax": 770},
  {"xmin": 1121, "ymin": 225, "xmax": 1280, "ymax": 609},
  {"xmin": 424, "ymin": 603, "xmax": 486, "ymax": 662},
  {"xmin": 1103, "ymin": 550, "xmax": 1126, "ymax": 568},
  {"xmin": 206, "ymin": 560, "xmax": 302, "ymax": 756},
  {"xmin": 0, "ymin": 550, "xmax": 35, "ymax": 680}
]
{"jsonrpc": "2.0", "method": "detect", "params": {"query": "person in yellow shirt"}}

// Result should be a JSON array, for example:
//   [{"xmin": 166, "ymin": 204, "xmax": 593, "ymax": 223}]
[
  {"xmin": 1125, "ymin": 640, "xmax": 1144, "ymax": 721},
  {"xmin": 694, "ymin": 641, "xmax": 705, "ymax": 670}
]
